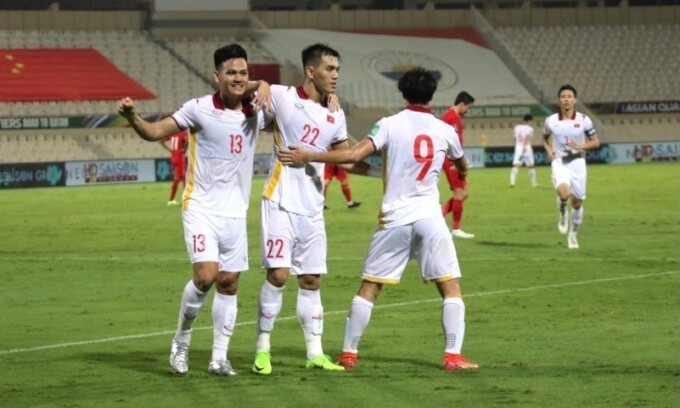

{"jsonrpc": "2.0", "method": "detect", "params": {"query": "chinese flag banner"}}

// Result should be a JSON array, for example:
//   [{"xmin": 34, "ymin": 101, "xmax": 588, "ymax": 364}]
[{"xmin": 0, "ymin": 48, "xmax": 156, "ymax": 102}]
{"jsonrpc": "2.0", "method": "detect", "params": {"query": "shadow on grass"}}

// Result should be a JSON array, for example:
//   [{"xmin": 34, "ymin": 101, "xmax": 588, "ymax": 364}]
[{"xmin": 79, "ymin": 346, "xmax": 352, "ymax": 378}]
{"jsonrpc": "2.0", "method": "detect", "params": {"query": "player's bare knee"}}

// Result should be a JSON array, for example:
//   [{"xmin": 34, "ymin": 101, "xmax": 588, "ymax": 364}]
[
  {"xmin": 266, "ymin": 268, "xmax": 289, "ymax": 288},
  {"xmin": 192, "ymin": 262, "xmax": 219, "ymax": 291},
  {"xmin": 437, "ymin": 278, "xmax": 462, "ymax": 298},
  {"xmin": 215, "ymin": 272, "xmax": 239, "ymax": 295},
  {"xmin": 571, "ymin": 198, "xmax": 583, "ymax": 209},
  {"xmin": 358, "ymin": 281, "xmax": 382, "ymax": 301},
  {"xmin": 297, "ymin": 274, "xmax": 320, "ymax": 290}
]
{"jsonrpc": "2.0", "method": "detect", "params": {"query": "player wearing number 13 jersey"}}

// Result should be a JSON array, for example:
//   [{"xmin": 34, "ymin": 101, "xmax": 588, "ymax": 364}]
[
  {"xmin": 118, "ymin": 44, "xmax": 272, "ymax": 376},
  {"xmin": 277, "ymin": 68, "xmax": 478, "ymax": 372}
]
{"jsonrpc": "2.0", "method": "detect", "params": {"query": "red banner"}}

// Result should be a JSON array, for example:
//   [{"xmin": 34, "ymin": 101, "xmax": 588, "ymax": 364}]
[{"xmin": 0, "ymin": 48, "xmax": 156, "ymax": 102}]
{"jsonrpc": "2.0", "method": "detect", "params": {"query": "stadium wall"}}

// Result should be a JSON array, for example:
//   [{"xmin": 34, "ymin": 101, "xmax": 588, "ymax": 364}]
[
  {"xmin": 0, "ymin": 10, "xmax": 146, "ymax": 30},
  {"xmin": 2, "ymin": 5, "xmax": 677, "ymax": 31}
]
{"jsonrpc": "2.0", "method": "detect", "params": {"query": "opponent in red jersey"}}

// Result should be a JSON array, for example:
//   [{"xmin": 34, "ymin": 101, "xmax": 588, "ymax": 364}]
[
  {"xmin": 441, "ymin": 91, "xmax": 475, "ymax": 239},
  {"xmin": 323, "ymin": 163, "xmax": 360, "ymax": 209},
  {"xmin": 161, "ymin": 129, "xmax": 188, "ymax": 205}
]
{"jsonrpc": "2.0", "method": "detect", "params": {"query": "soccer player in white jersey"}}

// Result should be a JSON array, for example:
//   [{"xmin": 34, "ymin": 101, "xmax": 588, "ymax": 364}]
[
  {"xmin": 117, "ymin": 44, "xmax": 272, "ymax": 376},
  {"xmin": 252, "ymin": 43, "xmax": 349, "ymax": 374},
  {"xmin": 543, "ymin": 84, "xmax": 600, "ymax": 249},
  {"xmin": 510, "ymin": 114, "xmax": 537, "ymax": 187},
  {"xmin": 278, "ymin": 68, "xmax": 478, "ymax": 372}
]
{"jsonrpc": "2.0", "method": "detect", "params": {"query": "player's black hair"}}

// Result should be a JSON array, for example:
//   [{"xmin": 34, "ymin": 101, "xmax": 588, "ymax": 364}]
[
  {"xmin": 558, "ymin": 84, "xmax": 578, "ymax": 98},
  {"xmin": 301, "ymin": 43, "xmax": 341, "ymax": 68},
  {"xmin": 397, "ymin": 68, "xmax": 438, "ymax": 105},
  {"xmin": 523, "ymin": 114, "xmax": 533, "ymax": 122},
  {"xmin": 214, "ymin": 44, "xmax": 248, "ymax": 70},
  {"xmin": 454, "ymin": 91, "xmax": 475, "ymax": 106}
]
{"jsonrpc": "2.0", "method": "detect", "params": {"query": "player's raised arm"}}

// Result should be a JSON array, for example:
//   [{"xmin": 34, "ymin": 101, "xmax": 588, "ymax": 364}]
[{"xmin": 118, "ymin": 97, "xmax": 181, "ymax": 142}]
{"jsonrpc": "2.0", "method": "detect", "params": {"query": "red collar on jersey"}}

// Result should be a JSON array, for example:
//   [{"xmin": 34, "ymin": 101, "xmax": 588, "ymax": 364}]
[
  {"xmin": 405, "ymin": 105, "xmax": 432, "ymax": 114},
  {"xmin": 296, "ymin": 86, "xmax": 309, "ymax": 99},
  {"xmin": 212, "ymin": 92, "xmax": 254, "ymax": 117},
  {"xmin": 558, "ymin": 110, "xmax": 577, "ymax": 120},
  {"xmin": 296, "ymin": 86, "xmax": 329, "ymax": 107}
]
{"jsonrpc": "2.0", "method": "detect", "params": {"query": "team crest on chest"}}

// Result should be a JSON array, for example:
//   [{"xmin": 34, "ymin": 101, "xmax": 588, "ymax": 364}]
[{"xmin": 327, "ymin": 115, "xmax": 334, "ymax": 124}]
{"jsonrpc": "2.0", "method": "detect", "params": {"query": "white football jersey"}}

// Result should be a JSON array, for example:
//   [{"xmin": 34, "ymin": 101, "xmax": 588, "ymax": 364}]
[
  {"xmin": 543, "ymin": 111, "xmax": 597, "ymax": 159},
  {"xmin": 369, "ymin": 106, "xmax": 464, "ymax": 229},
  {"xmin": 172, "ymin": 93, "xmax": 271, "ymax": 217},
  {"xmin": 513, "ymin": 123, "xmax": 534, "ymax": 148},
  {"xmin": 262, "ymin": 85, "xmax": 348, "ymax": 216}
]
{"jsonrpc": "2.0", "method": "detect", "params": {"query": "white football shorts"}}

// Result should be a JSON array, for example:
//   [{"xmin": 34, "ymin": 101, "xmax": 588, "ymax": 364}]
[
  {"xmin": 182, "ymin": 208, "xmax": 249, "ymax": 272},
  {"xmin": 363, "ymin": 216, "xmax": 461, "ymax": 284},
  {"xmin": 512, "ymin": 145, "xmax": 534, "ymax": 166},
  {"xmin": 551, "ymin": 157, "xmax": 587, "ymax": 200},
  {"xmin": 260, "ymin": 199, "xmax": 327, "ymax": 275}
]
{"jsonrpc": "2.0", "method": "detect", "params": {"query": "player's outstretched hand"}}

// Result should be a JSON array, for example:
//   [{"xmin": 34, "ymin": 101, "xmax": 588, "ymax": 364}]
[
  {"xmin": 278, "ymin": 145, "xmax": 308, "ymax": 168},
  {"xmin": 251, "ymin": 81, "xmax": 271, "ymax": 112},
  {"xmin": 546, "ymin": 150, "xmax": 555, "ymax": 161},
  {"xmin": 117, "ymin": 97, "xmax": 136, "ymax": 120}
]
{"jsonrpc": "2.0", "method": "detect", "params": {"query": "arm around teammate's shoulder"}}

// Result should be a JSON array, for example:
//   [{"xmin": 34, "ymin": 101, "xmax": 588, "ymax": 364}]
[{"xmin": 278, "ymin": 138, "xmax": 376, "ymax": 168}]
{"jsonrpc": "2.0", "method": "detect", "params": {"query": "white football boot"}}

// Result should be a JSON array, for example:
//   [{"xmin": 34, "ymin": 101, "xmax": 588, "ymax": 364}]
[{"xmin": 170, "ymin": 339, "xmax": 190, "ymax": 374}]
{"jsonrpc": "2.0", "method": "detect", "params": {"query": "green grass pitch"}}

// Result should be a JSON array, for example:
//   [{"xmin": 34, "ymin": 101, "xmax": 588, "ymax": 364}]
[{"xmin": 0, "ymin": 163, "xmax": 678, "ymax": 407}]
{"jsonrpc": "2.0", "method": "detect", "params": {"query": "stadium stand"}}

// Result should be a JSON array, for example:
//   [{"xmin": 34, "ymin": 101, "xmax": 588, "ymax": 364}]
[
  {"xmin": 0, "ymin": 29, "xmax": 212, "ymax": 116},
  {"xmin": 496, "ymin": 24, "xmax": 680, "ymax": 104},
  {"xmin": 0, "ymin": 3, "xmax": 677, "ymax": 164},
  {"xmin": 164, "ymin": 35, "xmax": 276, "ymax": 80}
]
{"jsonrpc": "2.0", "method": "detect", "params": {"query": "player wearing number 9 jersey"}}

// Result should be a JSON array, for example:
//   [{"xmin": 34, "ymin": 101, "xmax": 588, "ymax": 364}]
[
  {"xmin": 277, "ymin": 68, "xmax": 478, "ymax": 372},
  {"xmin": 252, "ymin": 43, "xmax": 349, "ymax": 375},
  {"xmin": 118, "ymin": 44, "xmax": 272, "ymax": 376}
]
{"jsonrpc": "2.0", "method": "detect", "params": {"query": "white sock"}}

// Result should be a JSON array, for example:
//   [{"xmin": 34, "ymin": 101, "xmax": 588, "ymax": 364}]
[
  {"xmin": 571, "ymin": 206, "xmax": 583, "ymax": 232},
  {"xmin": 174, "ymin": 280, "xmax": 207, "ymax": 345},
  {"xmin": 442, "ymin": 297, "xmax": 466, "ymax": 354},
  {"xmin": 342, "ymin": 295, "xmax": 374, "ymax": 353},
  {"xmin": 211, "ymin": 292, "xmax": 237, "ymax": 362},
  {"xmin": 510, "ymin": 167, "xmax": 518, "ymax": 184},
  {"xmin": 255, "ymin": 280, "xmax": 284, "ymax": 352},
  {"xmin": 557, "ymin": 197, "xmax": 568, "ymax": 215},
  {"xmin": 297, "ymin": 288, "xmax": 324, "ymax": 359},
  {"xmin": 528, "ymin": 168, "xmax": 536, "ymax": 185}
]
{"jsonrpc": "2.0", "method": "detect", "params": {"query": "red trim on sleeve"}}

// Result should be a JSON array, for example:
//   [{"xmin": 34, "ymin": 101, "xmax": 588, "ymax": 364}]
[
  {"xmin": 367, "ymin": 137, "xmax": 378, "ymax": 152},
  {"xmin": 330, "ymin": 138, "xmax": 348, "ymax": 146},
  {"xmin": 169, "ymin": 115, "xmax": 184, "ymax": 131}
]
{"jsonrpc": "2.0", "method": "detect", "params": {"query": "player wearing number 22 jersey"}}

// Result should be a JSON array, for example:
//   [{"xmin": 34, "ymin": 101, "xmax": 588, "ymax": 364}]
[
  {"xmin": 277, "ymin": 68, "xmax": 478, "ymax": 372},
  {"xmin": 253, "ymin": 43, "xmax": 349, "ymax": 375}
]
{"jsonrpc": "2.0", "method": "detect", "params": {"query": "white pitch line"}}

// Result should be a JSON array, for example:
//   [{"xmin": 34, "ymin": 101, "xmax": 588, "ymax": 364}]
[{"xmin": 0, "ymin": 270, "xmax": 677, "ymax": 356}]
